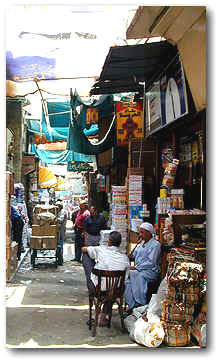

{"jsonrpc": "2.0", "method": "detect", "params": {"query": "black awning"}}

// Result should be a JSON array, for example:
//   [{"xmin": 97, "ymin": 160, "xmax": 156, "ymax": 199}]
[{"xmin": 90, "ymin": 40, "xmax": 178, "ymax": 95}]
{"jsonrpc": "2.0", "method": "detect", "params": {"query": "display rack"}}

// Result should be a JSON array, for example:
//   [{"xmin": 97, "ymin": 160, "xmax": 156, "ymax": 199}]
[{"xmin": 172, "ymin": 214, "xmax": 206, "ymax": 245}]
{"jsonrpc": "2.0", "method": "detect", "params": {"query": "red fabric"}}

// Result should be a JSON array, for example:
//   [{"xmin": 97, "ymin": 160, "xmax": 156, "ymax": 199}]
[{"xmin": 75, "ymin": 209, "xmax": 90, "ymax": 229}]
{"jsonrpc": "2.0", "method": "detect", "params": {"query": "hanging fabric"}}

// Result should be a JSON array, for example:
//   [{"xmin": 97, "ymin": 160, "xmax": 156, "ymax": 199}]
[{"xmin": 67, "ymin": 90, "xmax": 116, "ymax": 155}]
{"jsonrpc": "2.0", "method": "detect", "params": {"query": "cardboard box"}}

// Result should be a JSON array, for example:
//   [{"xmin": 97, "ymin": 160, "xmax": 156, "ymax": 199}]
[
  {"xmin": 32, "ymin": 224, "xmax": 58, "ymax": 237},
  {"xmin": 30, "ymin": 236, "xmax": 57, "ymax": 249}
]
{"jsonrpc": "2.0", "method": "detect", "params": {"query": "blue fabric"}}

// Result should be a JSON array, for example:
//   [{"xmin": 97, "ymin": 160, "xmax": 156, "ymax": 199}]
[
  {"xmin": 44, "ymin": 101, "xmax": 71, "ymax": 128},
  {"xmin": 83, "ymin": 124, "xmax": 99, "ymax": 136},
  {"xmin": 31, "ymin": 144, "xmax": 94, "ymax": 164},
  {"xmin": 28, "ymin": 119, "xmax": 69, "ymax": 141},
  {"xmin": 11, "ymin": 205, "xmax": 21, "ymax": 220},
  {"xmin": 125, "ymin": 237, "xmax": 161, "ymax": 309}
]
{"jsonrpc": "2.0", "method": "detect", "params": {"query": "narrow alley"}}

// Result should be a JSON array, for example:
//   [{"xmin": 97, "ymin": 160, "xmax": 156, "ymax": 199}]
[{"xmin": 6, "ymin": 221, "xmax": 140, "ymax": 349}]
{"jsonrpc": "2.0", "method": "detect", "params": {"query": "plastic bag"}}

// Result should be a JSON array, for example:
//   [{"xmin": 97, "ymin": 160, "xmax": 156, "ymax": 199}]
[{"xmin": 132, "ymin": 318, "xmax": 165, "ymax": 347}]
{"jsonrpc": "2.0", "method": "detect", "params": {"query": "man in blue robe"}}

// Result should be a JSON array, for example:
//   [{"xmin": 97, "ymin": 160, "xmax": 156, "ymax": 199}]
[{"xmin": 125, "ymin": 222, "xmax": 161, "ymax": 312}]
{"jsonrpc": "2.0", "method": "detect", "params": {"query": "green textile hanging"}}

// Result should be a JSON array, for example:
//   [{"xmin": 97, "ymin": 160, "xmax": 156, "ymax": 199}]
[{"xmin": 67, "ymin": 90, "xmax": 116, "ymax": 155}]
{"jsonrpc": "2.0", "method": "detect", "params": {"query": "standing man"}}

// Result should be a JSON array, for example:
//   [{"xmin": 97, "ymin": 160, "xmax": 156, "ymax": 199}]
[
  {"xmin": 125, "ymin": 222, "xmax": 161, "ymax": 313},
  {"xmin": 82, "ymin": 206, "xmax": 108, "ymax": 292},
  {"xmin": 10, "ymin": 204, "xmax": 24, "ymax": 261},
  {"xmin": 56, "ymin": 201, "xmax": 67, "ymax": 265},
  {"xmin": 73, "ymin": 200, "xmax": 90, "ymax": 263}
]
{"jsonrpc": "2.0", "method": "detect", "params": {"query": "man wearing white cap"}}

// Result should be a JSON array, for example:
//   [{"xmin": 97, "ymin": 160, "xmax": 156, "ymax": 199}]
[{"xmin": 125, "ymin": 222, "xmax": 161, "ymax": 312}]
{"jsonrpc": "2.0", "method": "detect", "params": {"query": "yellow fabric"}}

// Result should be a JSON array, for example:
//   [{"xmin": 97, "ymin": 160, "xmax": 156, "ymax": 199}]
[{"xmin": 38, "ymin": 167, "xmax": 58, "ymax": 188}]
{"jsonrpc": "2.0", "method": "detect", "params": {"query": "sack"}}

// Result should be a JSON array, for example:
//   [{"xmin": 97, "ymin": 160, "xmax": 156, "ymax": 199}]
[
  {"xmin": 191, "ymin": 313, "xmax": 206, "ymax": 347},
  {"xmin": 132, "ymin": 318, "xmax": 165, "ymax": 348},
  {"xmin": 161, "ymin": 300, "xmax": 194, "ymax": 323},
  {"xmin": 162, "ymin": 322, "xmax": 191, "ymax": 347},
  {"xmin": 36, "ymin": 212, "xmax": 57, "ymax": 226}
]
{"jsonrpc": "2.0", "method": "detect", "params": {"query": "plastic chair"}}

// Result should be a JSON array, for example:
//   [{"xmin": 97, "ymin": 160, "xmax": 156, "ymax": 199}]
[{"xmin": 88, "ymin": 269, "xmax": 126, "ymax": 336}]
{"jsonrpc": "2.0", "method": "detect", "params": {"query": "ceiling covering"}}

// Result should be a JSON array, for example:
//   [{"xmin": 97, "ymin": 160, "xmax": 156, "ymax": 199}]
[{"xmin": 89, "ymin": 40, "xmax": 178, "ymax": 95}]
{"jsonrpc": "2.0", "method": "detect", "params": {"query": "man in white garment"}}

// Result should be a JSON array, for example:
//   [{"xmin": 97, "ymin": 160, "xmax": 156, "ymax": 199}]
[{"xmin": 82, "ymin": 231, "xmax": 130, "ymax": 326}]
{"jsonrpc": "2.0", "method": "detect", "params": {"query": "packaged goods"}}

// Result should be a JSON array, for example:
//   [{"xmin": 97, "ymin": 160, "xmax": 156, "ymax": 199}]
[
  {"xmin": 162, "ymin": 159, "xmax": 179, "ymax": 189},
  {"xmin": 162, "ymin": 322, "xmax": 191, "ymax": 347}
]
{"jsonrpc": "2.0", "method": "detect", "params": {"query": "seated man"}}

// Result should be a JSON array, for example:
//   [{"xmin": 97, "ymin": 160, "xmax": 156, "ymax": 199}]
[
  {"xmin": 125, "ymin": 222, "xmax": 161, "ymax": 313},
  {"xmin": 82, "ymin": 231, "xmax": 130, "ymax": 326}
]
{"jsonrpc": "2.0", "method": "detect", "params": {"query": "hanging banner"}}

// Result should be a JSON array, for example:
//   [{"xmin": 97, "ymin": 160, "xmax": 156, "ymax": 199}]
[{"xmin": 116, "ymin": 101, "xmax": 144, "ymax": 146}]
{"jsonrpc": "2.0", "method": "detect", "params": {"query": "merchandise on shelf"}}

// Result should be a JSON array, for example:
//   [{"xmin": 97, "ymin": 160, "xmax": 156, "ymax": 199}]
[{"xmin": 111, "ymin": 185, "xmax": 128, "ymax": 253}]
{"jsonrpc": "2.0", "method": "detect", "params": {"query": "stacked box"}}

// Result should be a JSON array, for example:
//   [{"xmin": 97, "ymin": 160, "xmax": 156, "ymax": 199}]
[
  {"xmin": 30, "ymin": 236, "xmax": 57, "ymax": 249},
  {"xmin": 111, "ymin": 186, "xmax": 128, "ymax": 253},
  {"xmin": 128, "ymin": 175, "xmax": 143, "ymax": 206},
  {"xmin": 32, "ymin": 224, "xmax": 58, "ymax": 237},
  {"xmin": 31, "ymin": 204, "xmax": 58, "ymax": 250}
]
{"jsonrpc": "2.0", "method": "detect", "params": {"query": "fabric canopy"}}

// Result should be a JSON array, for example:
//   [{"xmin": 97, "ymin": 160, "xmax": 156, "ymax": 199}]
[
  {"xmin": 28, "ymin": 119, "xmax": 69, "ymax": 143},
  {"xmin": 67, "ymin": 90, "xmax": 116, "ymax": 155},
  {"xmin": 90, "ymin": 40, "xmax": 178, "ymax": 95},
  {"xmin": 38, "ymin": 167, "xmax": 58, "ymax": 188},
  {"xmin": 31, "ymin": 144, "xmax": 95, "ymax": 164}
]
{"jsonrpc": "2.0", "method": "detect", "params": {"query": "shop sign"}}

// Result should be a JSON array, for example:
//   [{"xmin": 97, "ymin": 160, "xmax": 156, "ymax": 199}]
[
  {"xmin": 67, "ymin": 161, "xmax": 93, "ymax": 173},
  {"xmin": 22, "ymin": 155, "xmax": 37, "ymax": 175},
  {"xmin": 116, "ymin": 101, "xmax": 144, "ymax": 146},
  {"xmin": 145, "ymin": 55, "xmax": 188, "ymax": 135}
]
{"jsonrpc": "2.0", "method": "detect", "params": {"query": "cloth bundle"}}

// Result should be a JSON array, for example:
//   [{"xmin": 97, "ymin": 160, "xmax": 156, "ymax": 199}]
[
  {"xmin": 168, "ymin": 284, "xmax": 200, "ymax": 304},
  {"xmin": 161, "ymin": 300, "xmax": 194, "ymax": 323},
  {"xmin": 162, "ymin": 323, "xmax": 191, "ymax": 347},
  {"xmin": 161, "ymin": 253, "xmax": 203, "ymax": 347},
  {"xmin": 167, "ymin": 261, "xmax": 203, "ymax": 284}
]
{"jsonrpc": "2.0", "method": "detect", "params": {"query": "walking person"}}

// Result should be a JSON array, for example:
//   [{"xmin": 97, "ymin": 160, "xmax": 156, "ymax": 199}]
[
  {"xmin": 10, "ymin": 204, "xmax": 25, "ymax": 261},
  {"xmin": 82, "ymin": 206, "xmax": 108, "ymax": 293},
  {"xmin": 73, "ymin": 200, "xmax": 90, "ymax": 263},
  {"xmin": 56, "ymin": 201, "xmax": 67, "ymax": 265}
]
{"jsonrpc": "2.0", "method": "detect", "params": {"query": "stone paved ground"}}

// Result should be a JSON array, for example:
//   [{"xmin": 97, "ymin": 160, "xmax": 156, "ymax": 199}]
[{"xmin": 5, "ymin": 221, "xmax": 199, "ymax": 349}]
